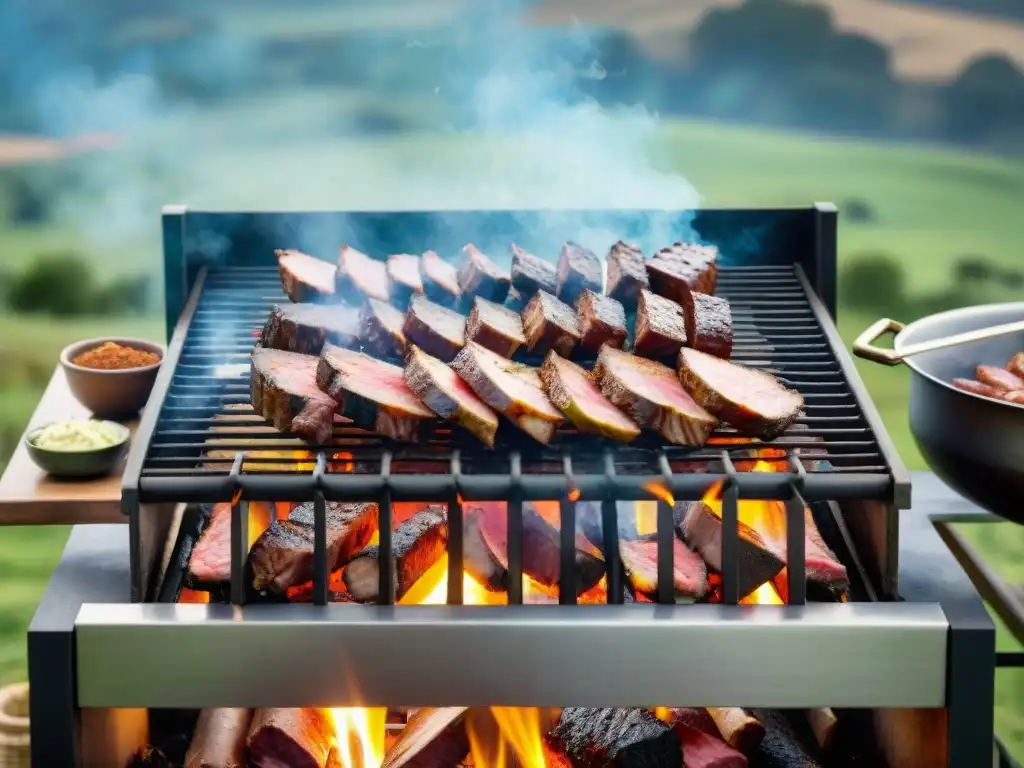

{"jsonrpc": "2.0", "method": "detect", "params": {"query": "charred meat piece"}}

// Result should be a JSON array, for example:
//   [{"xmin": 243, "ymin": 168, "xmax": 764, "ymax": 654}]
[
  {"xmin": 683, "ymin": 292, "xmax": 733, "ymax": 360},
  {"xmin": 317, "ymin": 344, "xmax": 435, "ymax": 442},
  {"xmin": 619, "ymin": 534, "xmax": 708, "ymax": 600},
  {"xmin": 605, "ymin": 241, "xmax": 649, "ymax": 307},
  {"xmin": 335, "ymin": 244, "xmax": 391, "ymax": 303},
  {"xmin": 381, "ymin": 707, "xmax": 469, "ymax": 768},
  {"xmin": 749, "ymin": 710, "xmax": 823, "ymax": 768},
  {"xmin": 343, "ymin": 505, "xmax": 448, "ymax": 602},
  {"xmin": 1009, "ymin": 352, "xmax": 1024, "ymax": 379},
  {"xmin": 594, "ymin": 345, "xmax": 717, "ymax": 446},
  {"xmin": 523, "ymin": 290, "xmax": 581, "ymax": 357},
  {"xmin": 276, "ymin": 249, "xmax": 337, "ymax": 304},
  {"xmin": 403, "ymin": 295, "xmax": 467, "ymax": 362},
  {"xmin": 259, "ymin": 303, "xmax": 360, "ymax": 356},
  {"xmin": 359, "ymin": 297, "xmax": 406, "ymax": 359},
  {"xmin": 678, "ymin": 348, "xmax": 803, "ymax": 440},
  {"xmin": 452, "ymin": 342, "xmax": 565, "ymax": 444},
  {"xmin": 577, "ymin": 289, "xmax": 627, "ymax": 352},
  {"xmin": 187, "ymin": 503, "xmax": 234, "ymax": 586},
  {"xmin": 458, "ymin": 243, "xmax": 510, "ymax": 305},
  {"xmin": 387, "ymin": 253, "xmax": 424, "ymax": 309},
  {"xmin": 671, "ymin": 723, "xmax": 748, "ymax": 768},
  {"xmin": 420, "ymin": 250, "xmax": 461, "ymax": 307},
  {"xmin": 511, "ymin": 243, "xmax": 557, "ymax": 296},
  {"xmin": 541, "ymin": 352, "xmax": 640, "ymax": 442},
  {"xmin": 249, "ymin": 501, "xmax": 378, "ymax": 593},
  {"xmin": 650, "ymin": 242, "xmax": 718, "ymax": 296},
  {"xmin": 634, "ymin": 290, "xmax": 688, "ymax": 360},
  {"xmin": 976, "ymin": 364, "xmax": 1024, "ymax": 392},
  {"xmin": 556, "ymin": 241, "xmax": 603, "ymax": 303},
  {"xmin": 404, "ymin": 345, "xmax": 500, "ymax": 447},
  {"xmin": 247, "ymin": 708, "xmax": 334, "ymax": 768},
  {"xmin": 952, "ymin": 378, "xmax": 1004, "ymax": 398},
  {"xmin": 185, "ymin": 708, "xmax": 253, "ymax": 768},
  {"xmin": 251, "ymin": 347, "xmax": 339, "ymax": 444},
  {"xmin": 466, "ymin": 296, "xmax": 526, "ymax": 358},
  {"xmin": 463, "ymin": 505, "xmax": 508, "ymax": 591},
  {"xmin": 551, "ymin": 708, "xmax": 682, "ymax": 768},
  {"xmin": 506, "ymin": 285, "xmax": 528, "ymax": 312}
]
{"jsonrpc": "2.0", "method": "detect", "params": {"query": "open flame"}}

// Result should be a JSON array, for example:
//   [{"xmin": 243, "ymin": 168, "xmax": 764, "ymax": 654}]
[{"xmin": 328, "ymin": 708, "xmax": 386, "ymax": 768}]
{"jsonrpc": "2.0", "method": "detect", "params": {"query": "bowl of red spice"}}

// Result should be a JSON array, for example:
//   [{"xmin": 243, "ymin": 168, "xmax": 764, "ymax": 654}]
[{"xmin": 60, "ymin": 338, "xmax": 164, "ymax": 419}]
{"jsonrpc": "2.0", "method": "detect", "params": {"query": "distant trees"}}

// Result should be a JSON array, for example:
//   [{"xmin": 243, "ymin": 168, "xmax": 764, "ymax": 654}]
[{"xmin": 942, "ymin": 53, "xmax": 1024, "ymax": 146}]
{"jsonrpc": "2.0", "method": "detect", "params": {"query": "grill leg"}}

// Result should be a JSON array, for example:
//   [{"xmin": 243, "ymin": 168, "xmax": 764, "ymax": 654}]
[{"xmin": 944, "ymin": 595, "xmax": 996, "ymax": 768}]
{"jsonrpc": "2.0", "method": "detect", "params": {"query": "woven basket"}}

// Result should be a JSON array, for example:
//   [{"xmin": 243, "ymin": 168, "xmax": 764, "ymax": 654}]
[{"xmin": 0, "ymin": 683, "xmax": 29, "ymax": 768}]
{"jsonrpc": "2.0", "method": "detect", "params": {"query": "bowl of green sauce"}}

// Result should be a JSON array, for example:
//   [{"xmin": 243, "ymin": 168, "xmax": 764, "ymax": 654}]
[{"xmin": 25, "ymin": 419, "xmax": 131, "ymax": 478}]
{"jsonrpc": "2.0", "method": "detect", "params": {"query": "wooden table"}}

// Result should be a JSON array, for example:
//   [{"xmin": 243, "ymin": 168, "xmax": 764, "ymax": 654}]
[{"xmin": 0, "ymin": 367, "xmax": 135, "ymax": 525}]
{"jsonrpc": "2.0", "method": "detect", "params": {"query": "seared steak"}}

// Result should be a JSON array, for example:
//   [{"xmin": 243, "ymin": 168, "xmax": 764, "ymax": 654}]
[
  {"xmin": 403, "ymin": 294, "xmax": 467, "ymax": 362},
  {"xmin": 387, "ymin": 253, "xmax": 424, "ymax": 309},
  {"xmin": 420, "ymin": 250, "xmax": 461, "ymax": 307},
  {"xmin": 458, "ymin": 244, "xmax": 510, "ymax": 305},
  {"xmin": 259, "ymin": 303, "xmax": 360, "ymax": 356},
  {"xmin": 618, "ymin": 534, "xmax": 708, "ymax": 601},
  {"xmin": 465, "ymin": 296, "xmax": 526, "ymax": 358},
  {"xmin": 556, "ymin": 241, "xmax": 602, "ymax": 304},
  {"xmin": 551, "ymin": 708, "xmax": 682, "ymax": 768},
  {"xmin": 649, "ymin": 242, "xmax": 718, "ymax": 297},
  {"xmin": 523, "ymin": 290, "xmax": 581, "ymax": 358},
  {"xmin": 511, "ymin": 243, "xmax": 557, "ymax": 296},
  {"xmin": 187, "ymin": 503, "xmax": 233, "ymax": 586},
  {"xmin": 540, "ymin": 352, "xmax": 640, "ymax": 442},
  {"xmin": 634, "ymin": 290, "xmax": 688, "ymax": 360},
  {"xmin": 605, "ymin": 241, "xmax": 649, "ymax": 307},
  {"xmin": 683, "ymin": 292, "xmax": 733, "ymax": 360},
  {"xmin": 359, "ymin": 297, "xmax": 407, "ymax": 360},
  {"xmin": 251, "ymin": 347, "xmax": 339, "ymax": 444},
  {"xmin": 335, "ymin": 245, "xmax": 391, "ymax": 303},
  {"xmin": 276, "ymin": 249, "xmax": 337, "ymax": 304},
  {"xmin": 576, "ymin": 289, "xmax": 627, "ymax": 353}
]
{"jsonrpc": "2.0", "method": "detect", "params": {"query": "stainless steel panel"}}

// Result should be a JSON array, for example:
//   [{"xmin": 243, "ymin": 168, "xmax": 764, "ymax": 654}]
[{"xmin": 76, "ymin": 602, "xmax": 948, "ymax": 709}]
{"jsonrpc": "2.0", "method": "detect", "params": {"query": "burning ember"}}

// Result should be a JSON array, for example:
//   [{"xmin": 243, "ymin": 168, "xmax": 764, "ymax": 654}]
[{"xmin": 329, "ymin": 708, "xmax": 386, "ymax": 768}]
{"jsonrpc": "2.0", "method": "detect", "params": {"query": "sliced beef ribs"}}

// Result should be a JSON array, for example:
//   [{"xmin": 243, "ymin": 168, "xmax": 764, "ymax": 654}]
[
  {"xmin": 452, "ymin": 342, "xmax": 565, "ymax": 444},
  {"xmin": 458, "ymin": 244, "xmax": 510, "ymax": 305},
  {"xmin": 976, "ymin": 364, "xmax": 1024, "ymax": 392},
  {"xmin": 420, "ymin": 250, "xmax": 461, "ymax": 307},
  {"xmin": 403, "ymin": 294, "xmax": 467, "ymax": 362},
  {"xmin": 551, "ymin": 708, "xmax": 682, "ymax": 768},
  {"xmin": 359, "ymin": 297, "xmax": 407, "ymax": 359},
  {"xmin": 343, "ymin": 505, "xmax": 448, "ymax": 602},
  {"xmin": 187, "ymin": 503, "xmax": 234, "ymax": 586},
  {"xmin": 185, "ymin": 708, "xmax": 253, "ymax": 768},
  {"xmin": 618, "ymin": 534, "xmax": 708, "ymax": 600},
  {"xmin": 594, "ymin": 346, "xmax": 717, "ymax": 446},
  {"xmin": 649, "ymin": 243, "xmax": 718, "ymax": 297},
  {"xmin": 317, "ymin": 344, "xmax": 435, "ymax": 442},
  {"xmin": 677, "ymin": 348, "xmax": 803, "ymax": 440},
  {"xmin": 576, "ymin": 289, "xmax": 627, "ymax": 352},
  {"xmin": 767, "ymin": 506, "xmax": 849, "ymax": 596},
  {"xmin": 276, "ymin": 249, "xmax": 337, "ymax": 304},
  {"xmin": 259, "ymin": 303, "xmax": 360, "ymax": 356},
  {"xmin": 634, "ymin": 289, "xmax": 688, "ymax": 360},
  {"xmin": 511, "ymin": 243, "xmax": 557, "ymax": 296},
  {"xmin": 466, "ymin": 296, "xmax": 526, "ymax": 358},
  {"xmin": 248, "ymin": 501, "xmax": 378, "ymax": 593},
  {"xmin": 749, "ymin": 710, "xmax": 823, "ymax": 768},
  {"xmin": 335, "ymin": 244, "xmax": 391, "ymax": 303},
  {"xmin": 683, "ymin": 293, "xmax": 733, "ymax": 360},
  {"xmin": 381, "ymin": 707, "xmax": 469, "ymax": 768},
  {"xmin": 251, "ymin": 347, "xmax": 339, "ymax": 444},
  {"xmin": 540, "ymin": 352, "xmax": 640, "ymax": 442},
  {"xmin": 247, "ymin": 708, "xmax": 334, "ymax": 768},
  {"xmin": 1009, "ymin": 352, "xmax": 1024, "ymax": 379},
  {"xmin": 556, "ymin": 241, "xmax": 603, "ymax": 303},
  {"xmin": 387, "ymin": 253, "xmax": 424, "ymax": 309},
  {"xmin": 605, "ymin": 241, "xmax": 649, "ymax": 307},
  {"xmin": 463, "ymin": 505, "xmax": 509, "ymax": 591},
  {"xmin": 523, "ymin": 289, "xmax": 581, "ymax": 358}
]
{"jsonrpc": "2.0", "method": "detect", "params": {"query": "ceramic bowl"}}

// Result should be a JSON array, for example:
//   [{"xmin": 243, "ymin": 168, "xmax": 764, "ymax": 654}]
[
  {"xmin": 24, "ymin": 421, "xmax": 131, "ymax": 478},
  {"xmin": 60, "ymin": 337, "xmax": 164, "ymax": 419}
]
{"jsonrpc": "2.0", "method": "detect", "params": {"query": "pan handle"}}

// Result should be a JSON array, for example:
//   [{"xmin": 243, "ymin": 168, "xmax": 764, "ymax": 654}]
[
  {"xmin": 855, "ymin": 316, "xmax": 1024, "ymax": 365},
  {"xmin": 852, "ymin": 319, "xmax": 907, "ymax": 366}
]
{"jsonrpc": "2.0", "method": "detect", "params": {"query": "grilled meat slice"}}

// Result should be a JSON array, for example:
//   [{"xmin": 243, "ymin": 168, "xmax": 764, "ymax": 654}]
[
  {"xmin": 403, "ymin": 295, "xmax": 467, "ymax": 362},
  {"xmin": 511, "ymin": 243, "xmax": 557, "ymax": 296},
  {"xmin": 650, "ymin": 242, "xmax": 718, "ymax": 296},
  {"xmin": 576, "ymin": 289, "xmax": 627, "ymax": 352},
  {"xmin": 634, "ymin": 289, "xmax": 688, "ymax": 360},
  {"xmin": 335, "ymin": 244, "xmax": 391, "ymax": 303},
  {"xmin": 976, "ymin": 364, "xmax": 1024, "ymax": 392},
  {"xmin": 187, "ymin": 503, "xmax": 235, "ymax": 586},
  {"xmin": 259, "ymin": 303, "xmax": 360, "ymax": 356},
  {"xmin": 669, "ymin": 717, "xmax": 748, "ymax": 768},
  {"xmin": 749, "ymin": 710, "xmax": 823, "ymax": 768},
  {"xmin": 551, "ymin": 708, "xmax": 682, "ymax": 768},
  {"xmin": 420, "ymin": 250, "xmax": 461, "ymax": 307},
  {"xmin": 523, "ymin": 290, "xmax": 581, "ymax": 357},
  {"xmin": 677, "ymin": 348, "xmax": 803, "ymax": 440},
  {"xmin": 276, "ymin": 249, "xmax": 337, "ymax": 303},
  {"xmin": 458, "ymin": 243, "xmax": 510, "ymax": 305},
  {"xmin": 506, "ymin": 285, "xmax": 528, "ymax": 312},
  {"xmin": 249, "ymin": 501, "xmax": 378, "ymax": 593},
  {"xmin": 683, "ymin": 292, "xmax": 733, "ymax": 360},
  {"xmin": 317, "ymin": 344, "xmax": 435, "ymax": 442},
  {"xmin": 247, "ymin": 708, "xmax": 334, "ymax": 768},
  {"xmin": 556, "ymin": 241, "xmax": 602, "ymax": 304},
  {"xmin": 343, "ymin": 505, "xmax": 448, "ymax": 602},
  {"xmin": 540, "ymin": 352, "xmax": 640, "ymax": 442},
  {"xmin": 404, "ymin": 345, "xmax": 499, "ymax": 447},
  {"xmin": 594, "ymin": 346, "xmax": 717, "ymax": 446},
  {"xmin": 452, "ymin": 342, "xmax": 565, "ymax": 444},
  {"xmin": 185, "ymin": 708, "xmax": 253, "ymax": 768},
  {"xmin": 1009, "ymin": 352, "xmax": 1024, "ymax": 379},
  {"xmin": 381, "ymin": 707, "xmax": 469, "ymax": 768},
  {"xmin": 619, "ymin": 534, "xmax": 708, "ymax": 600},
  {"xmin": 463, "ymin": 505, "xmax": 508, "ymax": 591},
  {"xmin": 251, "ymin": 347, "xmax": 339, "ymax": 444},
  {"xmin": 466, "ymin": 296, "xmax": 526, "ymax": 357},
  {"xmin": 387, "ymin": 253, "xmax": 424, "ymax": 309},
  {"xmin": 359, "ymin": 297, "xmax": 406, "ymax": 359},
  {"xmin": 605, "ymin": 241, "xmax": 649, "ymax": 307}
]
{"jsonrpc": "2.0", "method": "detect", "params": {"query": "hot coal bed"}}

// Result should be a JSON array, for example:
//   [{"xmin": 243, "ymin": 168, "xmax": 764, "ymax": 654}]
[{"xmin": 27, "ymin": 206, "xmax": 1000, "ymax": 768}]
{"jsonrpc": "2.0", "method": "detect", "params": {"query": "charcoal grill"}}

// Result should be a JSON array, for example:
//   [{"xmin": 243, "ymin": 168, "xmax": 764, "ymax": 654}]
[{"xmin": 27, "ymin": 204, "xmax": 1002, "ymax": 768}]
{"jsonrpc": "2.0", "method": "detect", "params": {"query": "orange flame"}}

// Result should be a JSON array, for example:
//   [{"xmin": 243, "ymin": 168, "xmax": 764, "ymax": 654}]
[
  {"xmin": 741, "ymin": 581, "xmax": 785, "ymax": 605},
  {"xmin": 643, "ymin": 481, "xmax": 675, "ymax": 506},
  {"xmin": 328, "ymin": 707, "xmax": 386, "ymax": 768},
  {"xmin": 178, "ymin": 588, "xmax": 209, "ymax": 604}
]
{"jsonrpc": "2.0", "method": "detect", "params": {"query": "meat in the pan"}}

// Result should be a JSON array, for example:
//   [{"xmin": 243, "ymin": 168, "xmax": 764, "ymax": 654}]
[
  {"xmin": 247, "ymin": 708, "xmax": 335, "ymax": 768},
  {"xmin": 975, "ymin": 364, "xmax": 1024, "ymax": 392},
  {"xmin": 185, "ymin": 708, "xmax": 253, "ymax": 768},
  {"xmin": 618, "ymin": 534, "xmax": 708, "ymax": 601},
  {"xmin": 251, "ymin": 347, "xmax": 339, "ymax": 444},
  {"xmin": 466, "ymin": 296, "xmax": 527, "ymax": 358},
  {"xmin": 511, "ymin": 243, "xmax": 557, "ymax": 297},
  {"xmin": 404, "ymin": 345, "xmax": 499, "ymax": 446},
  {"xmin": 343, "ymin": 505, "xmax": 448, "ymax": 602},
  {"xmin": 1005, "ymin": 390, "xmax": 1024, "ymax": 404},
  {"xmin": 387, "ymin": 253, "xmax": 424, "ymax": 309},
  {"xmin": 380, "ymin": 707, "xmax": 469, "ymax": 768},
  {"xmin": 682, "ymin": 292, "xmax": 733, "ymax": 360},
  {"xmin": 605, "ymin": 241, "xmax": 649, "ymax": 307},
  {"xmin": 540, "ymin": 352, "xmax": 641, "ymax": 442},
  {"xmin": 576, "ymin": 289, "xmax": 628, "ymax": 353},
  {"xmin": 420, "ymin": 250, "xmax": 461, "ymax": 307},
  {"xmin": 550, "ymin": 708, "xmax": 682, "ymax": 768},
  {"xmin": 276, "ymin": 249, "xmax": 337, "ymax": 304},
  {"xmin": 749, "ymin": 710, "xmax": 823, "ymax": 768},
  {"xmin": 594, "ymin": 345, "xmax": 717, "ymax": 446},
  {"xmin": 402, "ymin": 294, "xmax": 467, "ymax": 362},
  {"xmin": 952, "ymin": 378, "xmax": 1004, "ymax": 398},
  {"xmin": 458, "ymin": 244, "xmax": 511, "ymax": 305},
  {"xmin": 523, "ymin": 289, "xmax": 581, "ymax": 358},
  {"xmin": 634, "ymin": 289, "xmax": 688, "ymax": 360},
  {"xmin": 452, "ymin": 342, "xmax": 565, "ymax": 444},
  {"xmin": 249, "ymin": 501, "xmax": 378, "ymax": 593},
  {"xmin": 556, "ymin": 241, "xmax": 603, "ymax": 304},
  {"xmin": 259, "ymin": 303, "xmax": 361, "ymax": 356},
  {"xmin": 359, "ymin": 297, "xmax": 407, "ymax": 359},
  {"xmin": 648, "ymin": 242, "xmax": 718, "ymax": 297},
  {"xmin": 677, "ymin": 348, "xmax": 803, "ymax": 440},
  {"xmin": 336, "ymin": 244, "xmax": 391, "ymax": 303},
  {"xmin": 1009, "ymin": 352, "xmax": 1024, "ymax": 379},
  {"xmin": 317, "ymin": 344, "xmax": 435, "ymax": 442}
]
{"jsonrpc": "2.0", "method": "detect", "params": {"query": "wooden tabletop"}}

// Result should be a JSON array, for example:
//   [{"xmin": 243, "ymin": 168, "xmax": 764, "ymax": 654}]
[{"xmin": 0, "ymin": 367, "xmax": 134, "ymax": 525}]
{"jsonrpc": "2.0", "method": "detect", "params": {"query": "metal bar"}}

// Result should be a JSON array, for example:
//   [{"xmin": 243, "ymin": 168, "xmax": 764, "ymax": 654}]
[
  {"xmin": 378, "ymin": 451, "xmax": 394, "ymax": 605},
  {"xmin": 997, "ymin": 651, "xmax": 1024, "ymax": 668},
  {"xmin": 228, "ymin": 453, "xmax": 247, "ymax": 606},
  {"xmin": 312, "ymin": 453, "xmax": 328, "ymax": 607},
  {"xmin": 447, "ymin": 451, "xmax": 464, "ymax": 606},
  {"xmin": 812, "ymin": 202, "xmax": 838, "ymax": 319},
  {"xmin": 721, "ymin": 452, "xmax": 740, "ymax": 605},
  {"xmin": 943, "ymin": 591, "xmax": 997, "ymax": 768},
  {"xmin": 559, "ymin": 455, "xmax": 577, "ymax": 605},
  {"xmin": 161, "ymin": 204, "xmax": 189, "ymax": 343},
  {"xmin": 601, "ymin": 451, "xmax": 623, "ymax": 605},
  {"xmin": 657, "ymin": 454, "xmax": 674, "ymax": 605},
  {"xmin": 786, "ymin": 455, "xmax": 808, "ymax": 606},
  {"xmin": 507, "ymin": 453, "xmax": 524, "ymax": 606}
]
